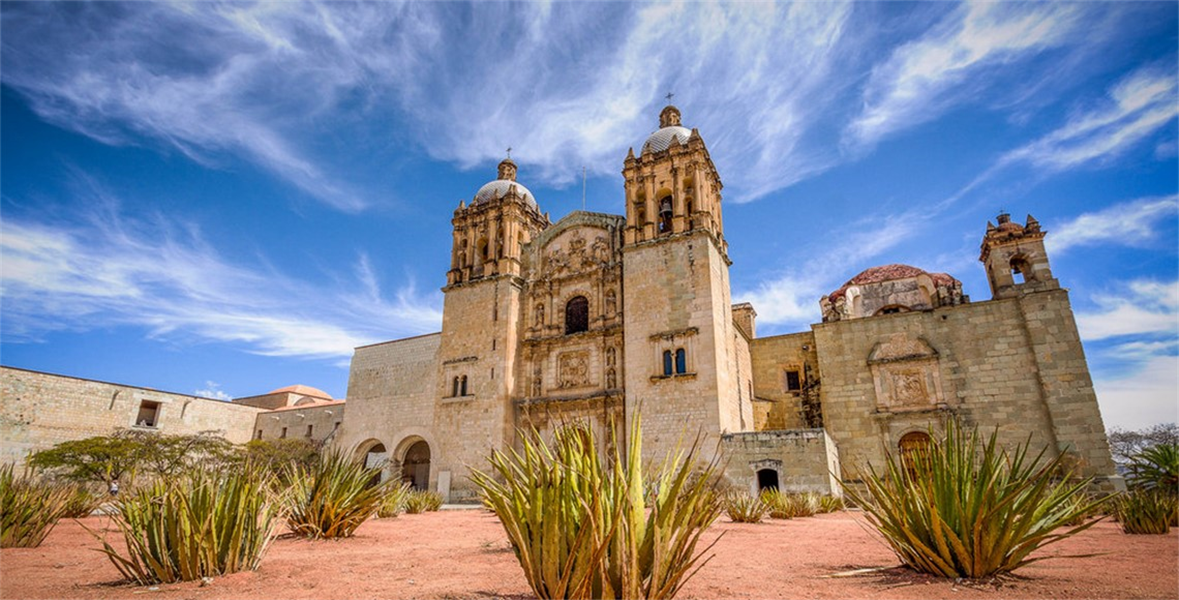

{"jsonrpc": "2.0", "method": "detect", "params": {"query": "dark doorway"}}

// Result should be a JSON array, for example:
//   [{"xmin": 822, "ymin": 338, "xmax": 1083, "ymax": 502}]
[
  {"xmin": 757, "ymin": 468, "xmax": 779, "ymax": 492},
  {"xmin": 565, "ymin": 296, "xmax": 589, "ymax": 334},
  {"xmin": 364, "ymin": 443, "xmax": 388, "ymax": 487},
  {"xmin": 402, "ymin": 440, "xmax": 431, "ymax": 490}
]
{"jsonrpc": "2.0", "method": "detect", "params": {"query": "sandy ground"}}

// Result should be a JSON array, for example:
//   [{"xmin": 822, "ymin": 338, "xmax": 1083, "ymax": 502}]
[{"xmin": 2, "ymin": 509, "xmax": 1176, "ymax": 600}]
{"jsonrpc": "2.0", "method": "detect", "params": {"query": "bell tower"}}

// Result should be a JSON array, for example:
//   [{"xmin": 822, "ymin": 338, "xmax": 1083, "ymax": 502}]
[
  {"xmin": 979, "ymin": 212, "xmax": 1059, "ymax": 299},
  {"xmin": 620, "ymin": 104, "xmax": 750, "ymax": 463}
]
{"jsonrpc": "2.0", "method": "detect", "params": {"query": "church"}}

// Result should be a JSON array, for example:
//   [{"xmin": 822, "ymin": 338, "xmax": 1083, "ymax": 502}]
[{"xmin": 334, "ymin": 103, "xmax": 1122, "ymax": 500}]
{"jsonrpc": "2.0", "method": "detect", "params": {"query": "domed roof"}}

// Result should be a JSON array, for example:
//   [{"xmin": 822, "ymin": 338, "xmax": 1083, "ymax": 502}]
[
  {"xmin": 474, "ymin": 179, "xmax": 536, "ymax": 208},
  {"xmin": 642, "ymin": 126, "xmax": 692, "ymax": 154},
  {"xmin": 828, "ymin": 264, "xmax": 958, "ymax": 300},
  {"xmin": 267, "ymin": 384, "xmax": 333, "ymax": 399}
]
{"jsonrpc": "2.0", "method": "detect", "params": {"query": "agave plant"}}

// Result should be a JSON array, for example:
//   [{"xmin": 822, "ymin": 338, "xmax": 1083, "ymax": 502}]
[
  {"xmin": 1116, "ymin": 490, "xmax": 1173, "ymax": 534},
  {"xmin": 818, "ymin": 494, "xmax": 844, "ymax": 513},
  {"xmin": 724, "ymin": 492, "xmax": 768, "ymax": 523},
  {"xmin": 841, "ymin": 421, "xmax": 1108, "ymax": 579},
  {"xmin": 762, "ymin": 491, "xmax": 822, "ymax": 519},
  {"xmin": 471, "ymin": 417, "xmax": 722, "ymax": 599},
  {"xmin": 59, "ymin": 482, "xmax": 106, "ymax": 518},
  {"xmin": 1127, "ymin": 443, "xmax": 1179, "ymax": 493},
  {"xmin": 0, "ymin": 464, "xmax": 73, "ymax": 548},
  {"xmin": 403, "ymin": 489, "xmax": 444, "ymax": 514},
  {"xmin": 91, "ymin": 467, "xmax": 278, "ymax": 584},
  {"xmin": 377, "ymin": 482, "xmax": 412, "ymax": 518},
  {"xmin": 283, "ymin": 448, "xmax": 390, "ymax": 538}
]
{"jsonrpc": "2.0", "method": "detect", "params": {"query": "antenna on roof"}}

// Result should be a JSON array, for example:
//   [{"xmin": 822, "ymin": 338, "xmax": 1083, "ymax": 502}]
[
  {"xmin": 581, "ymin": 166, "xmax": 587, "ymax": 211},
  {"xmin": 506, "ymin": 146, "xmax": 512, "ymax": 159},
  {"xmin": 665, "ymin": 91, "xmax": 674, "ymax": 103}
]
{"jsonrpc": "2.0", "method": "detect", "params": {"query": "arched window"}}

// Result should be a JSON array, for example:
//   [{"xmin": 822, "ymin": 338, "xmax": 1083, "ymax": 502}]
[
  {"xmin": 757, "ymin": 468, "xmax": 779, "ymax": 492},
  {"xmin": 635, "ymin": 201, "xmax": 647, "ymax": 226},
  {"xmin": 460, "ymin": 375, "xmax": 468, "ymax": 396},
  {"xmin": 662, "ymin": 350, "xmax": 673, "ymax": 376},
  {"xmin": 658, "ymin": 196, "xmax": 673, "ymax": 234},
  {"xmin": 675, "ymin": 348, "xmax": 686, "ymax": 374},
  {"xmin": 565, "ymin": 296, "xmax": 589, "ymax": 334},
  {"xmin": 451, "ymin": 377, "xmax": 460, "ymax": 398},
  {"xmin": 1010, "ymin": 255, "xmax": 1031, "ymax": 285}
]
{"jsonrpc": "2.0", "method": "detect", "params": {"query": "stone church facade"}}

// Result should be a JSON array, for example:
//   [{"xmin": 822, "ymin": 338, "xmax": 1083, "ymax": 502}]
[{"xmin": 336, "ymin": 104, "xmax": 1122, "ymax": 500}]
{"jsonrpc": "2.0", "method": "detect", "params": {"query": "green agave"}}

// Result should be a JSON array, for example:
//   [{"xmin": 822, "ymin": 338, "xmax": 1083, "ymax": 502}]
[
  {"xmin": 1116, "ymin": 490, "xmax": 1173, "ymax": 534},
  {"xmin": 91, "ymin": 467, "xmax": 278, "ymax": 584},
  {"xmin": 0, "ymin": 464, "xmax": 73, "ymax": 548},
  {"xmin": 471, "ymin": 417, "xmax": 723, "ymax": 600},
  {"xmin": 403, "ymin": 489, "xmax": 444, "ymax": 514},
  {"xmin": 282, "ymin": 448, "xmax": 391, "ymax": 539},
  {"xmin": 725, "ymin": 492, "xmax": 768, "ymax": 523},
  {"xmin": 841, "ymin": 421, "xmax": 1109, "ymax": 578}
]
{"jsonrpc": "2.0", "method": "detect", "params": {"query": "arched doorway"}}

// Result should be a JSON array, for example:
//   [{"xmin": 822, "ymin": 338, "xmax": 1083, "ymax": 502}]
[
  {"xmin": 898, "ymin": 431, "xmax": 933, "ymax": 481},
  {"xmin": 757, "ymin": 468, "xmax": 780, "ymax": 492},
  {"xmin": 401, "ymin": 440, "xmax": 431, "ymax": 490},
  {"xmin": 360, "ymin": 442, "xmax": 388, "ymax": 487}
]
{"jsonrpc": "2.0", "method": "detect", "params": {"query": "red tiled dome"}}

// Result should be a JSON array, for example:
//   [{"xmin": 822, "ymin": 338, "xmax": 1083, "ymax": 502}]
[
  {"xmin": 828, "ymin": 264, "xmax": 958, "ymax": 301},
  {"xmin": 266, "ymin": 384, "xmax": 333, "ymax": 400}
]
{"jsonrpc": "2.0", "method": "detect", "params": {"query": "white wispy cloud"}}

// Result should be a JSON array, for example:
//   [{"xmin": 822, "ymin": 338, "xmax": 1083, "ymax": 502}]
[
  {"xmin": 0, "ymin": 180, "xmax": 442, "ymax": 359},
  {"xmin": 997, "ymin": 66, "xmax": 1179, "ymax": 172},
  {"xmin": 1075, "ymin": 279, "xmax": 1179, "ymax": 341},
  {"xmin": 1048, "ymin": 195, "xmax": 1179, "ymax": 254},
  {"xmin": 194, "ymin": 381, "xmax": 233, "ymax": 401},
  {"xmin": 845, "ymin": 1, "xmax": 1083, "ymax": 151}
]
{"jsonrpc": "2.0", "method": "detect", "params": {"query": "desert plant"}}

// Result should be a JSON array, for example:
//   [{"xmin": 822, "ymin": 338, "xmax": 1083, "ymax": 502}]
[
  {"xmin": 90, "ymin": 467, "xmax": 277, "ymax": 584},
  {"xmin": 0, "ymin": 464, "xmax": 73, "ymax": 548},
  {"xmin": 763, "ymin": 491, "xmax": 821, "ymax": 519},
  {"xmin": 1116, "ymin": 490, "xmax": 1173, "ymax": 534},
  {"xmin": 471, "ymin": 418, "xmax": 723, "ymax": 599},
  {"xmin": 377, "ymin": 482, "xmax": 413, "ymax": 518},
  {"xmin": 818, "ymin": 494, "xmax": 844, "ymax": 513},
  {"xmin": 724, "ymin": 492, "xmax": 768, "ymax": 523},
  {"xmin": 841, "ymin": 421, "xmax": 1107, "ymax": 579},
  {"xmin": 282, "ymin": 448, "xmax": 389, "ymax": 538},
  {"xmin": 403, "ymin": 489, "xmax": 444, "ymax": 514},
  {"xmin": 1127, "ymin": 443, "xmax": 1179, "ymax": 493}
]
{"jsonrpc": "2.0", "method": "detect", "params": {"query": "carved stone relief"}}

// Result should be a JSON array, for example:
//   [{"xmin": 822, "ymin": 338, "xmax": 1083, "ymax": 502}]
[
  {"xmin": 558, "ymin": 351, "xmax": 591, "ymax": 389},
  {"xmin": 868, "ymin": 334, "xmax": 944, "ymax": 412}
]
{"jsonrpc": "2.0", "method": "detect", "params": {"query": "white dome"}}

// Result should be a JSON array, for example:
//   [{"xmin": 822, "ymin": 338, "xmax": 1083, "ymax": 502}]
[
  {"xmin": 642, "ymin": 126, "xmax": 692, "ymax": 154},
  {"xmin": 473, "ymin": 179, "xmax": 536, "ymax": 208}
]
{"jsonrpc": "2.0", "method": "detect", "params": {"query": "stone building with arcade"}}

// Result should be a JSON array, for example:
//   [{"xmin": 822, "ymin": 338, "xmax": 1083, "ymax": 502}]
[{"xmin": 335, "ymin": 104, "xmax": 1122, "ymax": 500}]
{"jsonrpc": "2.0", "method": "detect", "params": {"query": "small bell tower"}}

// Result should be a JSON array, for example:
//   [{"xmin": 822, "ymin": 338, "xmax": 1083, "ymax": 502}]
[{"xmin": 979, "ymin": 212, "xmax": 1059, "ymax": 299}]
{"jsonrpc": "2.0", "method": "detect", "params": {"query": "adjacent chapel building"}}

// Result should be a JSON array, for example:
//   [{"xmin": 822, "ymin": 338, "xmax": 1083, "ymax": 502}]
[{"xmin": 335, "ymin": 104, "xmax": 1122, "ymax": 499}]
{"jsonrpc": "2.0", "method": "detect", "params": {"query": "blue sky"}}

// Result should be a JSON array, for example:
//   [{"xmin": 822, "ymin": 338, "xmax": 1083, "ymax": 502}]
[{"xmin": 2, "ymin": 1, "xmax": 1176, "ymax": 430}]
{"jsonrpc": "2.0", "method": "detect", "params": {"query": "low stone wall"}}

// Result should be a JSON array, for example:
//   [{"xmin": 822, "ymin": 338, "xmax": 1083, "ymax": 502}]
[{"xmin": 720, "ymin": 428, "xmax": 841, "ymax": 495}]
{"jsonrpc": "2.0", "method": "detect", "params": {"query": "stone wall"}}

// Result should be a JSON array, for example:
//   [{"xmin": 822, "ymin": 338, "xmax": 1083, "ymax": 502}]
[
  {"xmin": 253, "ymin": 401, "xmax": 344, "ymax": 444},
  {"xmin": 750, "ymin": 331, "xmax": 819, "ymax": 430},
  {"xmin": 0, "ymin": 366, "xmax": 262, "ymax": 465},
  {"xmin": 338, "ymin": 333, "xmax": 441, "ymax": 490},
  {"xmin": 720, "ymin": 429, "xmax": 841, "ymax": 495},
  {"xmin": 812, "ymin": 289, "xmax": 1119, "ymax": 489}
]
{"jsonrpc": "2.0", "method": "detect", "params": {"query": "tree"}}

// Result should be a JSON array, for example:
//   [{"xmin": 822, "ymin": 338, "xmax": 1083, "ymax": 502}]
[
  {"xmin": 1107, "ymin": 424, "xmax": 1179, "ymax": 465},
  {"xmin": 131, "ymin": 431, "xmax": 236, "ymax": 479},
  {"xmin": 29, "ymin": 431, "xmax": 144, "ymax": 484}
]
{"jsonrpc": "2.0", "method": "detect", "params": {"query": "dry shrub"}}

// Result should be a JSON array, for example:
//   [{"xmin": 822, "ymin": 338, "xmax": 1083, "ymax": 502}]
[{"xmin": 403, "ymin": 489, "xmax": 444, "ymax": 514}]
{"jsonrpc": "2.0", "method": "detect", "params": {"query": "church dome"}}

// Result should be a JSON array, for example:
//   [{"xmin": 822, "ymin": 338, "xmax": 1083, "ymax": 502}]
[
  {"xmin": 642, "ymin": 126, "xmax": 692, "ymax": 154},
  {"xmin": 267, "ymin": 384, "xmax": 333, "ymax": 399},
  {"xmin": 827, "ymin": 264, "xmax": 958, "ymax": 300},
  {"xmin": 472, "ymin": 157, "xmax": 537, "ymax": 208}
]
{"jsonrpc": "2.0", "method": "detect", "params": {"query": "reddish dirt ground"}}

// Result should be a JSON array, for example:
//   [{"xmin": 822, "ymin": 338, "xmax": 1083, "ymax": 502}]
[{"xmin": 2, "ymin": 509, "xmax": 1176, "ymax": 600}]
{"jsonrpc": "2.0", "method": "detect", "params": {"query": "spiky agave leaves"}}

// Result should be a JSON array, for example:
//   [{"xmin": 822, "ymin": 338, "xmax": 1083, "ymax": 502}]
[
  {"xmin": 725, "ymin": 492, "xmax": 769, "ymax": 523},
  {"xmin": 90, "ymin": 467, "xmax": 278, "ymax": 584},
  {"xmin": 841, "ymin": 421, "xmax": 1109, "ymax": 579},
  {"xmin": 282, "ymin": 448, "xmax": 391, "ymax": 539},
  {"xmin": 1116, "ymin": 490, "xmax": 1173, "ymax": 534},
  {"xmin": 0, "ymin": 464, "xmax": 73, "ymax": 548},
  {"xmin": 471, "ymin": 417, "xmax": 723, "ymax": 600}
]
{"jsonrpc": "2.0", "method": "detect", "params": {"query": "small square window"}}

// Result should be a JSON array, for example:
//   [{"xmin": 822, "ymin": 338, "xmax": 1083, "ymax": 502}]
[
  {"xmin": 280, "ymin": 427, "xmax": 288, "ymax": 439},
  {"xmin": 136, "ymin": 401, "xmax": 161, "ymax": 428},
  {"xmin": 785, "ymin": 370, "xmax": 802, "ymax": 392},
  {"xmin": 255, "ymin": 429, "xmax": 262, "ymax": 440},
  {"xmin": 305, "ymin": 424, "xmax": 314, "ymax": 438}
]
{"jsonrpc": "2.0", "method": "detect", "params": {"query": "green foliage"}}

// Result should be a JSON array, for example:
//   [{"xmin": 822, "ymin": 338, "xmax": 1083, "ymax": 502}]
[
  {"xmin": 0, "ymin": 464, "xmax": 73, "ymax": 548},
  {"xmin": 241, "ymin": 438, "xmax": 322, "ymax": 481},
  {"xmin": 471, "ymin": 418, "xmax": 723, "ymax": 600},
  {"xmin": 282, "ymin": 448, "xmax": 389, "ymax": 539},
  {"xmin": 131, "ymin": 431, "xmax": 235, "ymax": 480},
  {"xmin": 762, "ymin": 491, "xmax": 822, "ymax": 519},
  {"xmin": 818, "ymin": 494, "xmax": 844, "ymax": 513},
  {"xmin": 841, "ymin": 421, "xmax": 1107, "ymax": 579},
  {"xmin": 724, "ymin": 492, "xmax": 768, "ymax": 523},
  {"xmin": 403, "ymin": 489, "xmax": 444, "ymax": 514},
  {"xmin": 1127, "ymin": 443, "xmax": 1179, "ymax": 493},
  {"xmin": 1116, "ymin": 490, "xmax": 1174, "ymax": 534},
  {"xmin": 90, "ymin": 467, "xmax": 278, "ymax": 584},
  {"xmin": 377, "ymin": 482, "xmax": 413, "ymax": 518},
  {"xmin": 29, "ymin": 432, "xmax": 144, "ymax": 484}
]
